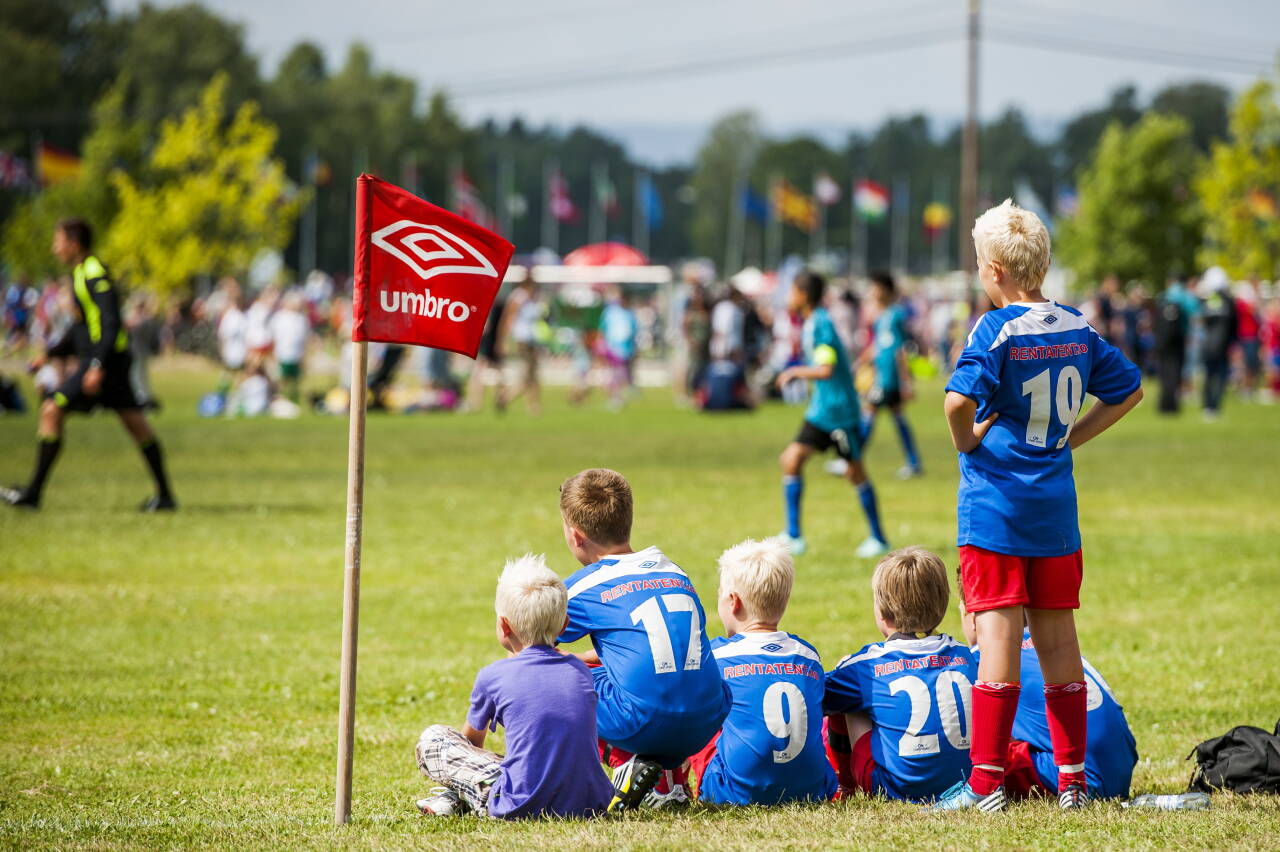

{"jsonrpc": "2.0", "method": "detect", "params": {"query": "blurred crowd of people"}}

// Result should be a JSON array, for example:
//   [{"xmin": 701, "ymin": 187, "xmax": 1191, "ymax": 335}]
[
  {"xmin": 1080, "ymin": 268, "xmax": 1280, "ymax": 420},
  {"xmin": 5, "ymin": 263, "xmax": 1277, "ymax": 423}
]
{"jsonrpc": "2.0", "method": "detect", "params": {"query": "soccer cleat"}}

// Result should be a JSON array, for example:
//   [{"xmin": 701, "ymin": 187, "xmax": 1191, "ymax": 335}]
[
  {"xmin": 1058, "ymin": 782, "xmax": 1089, "ymax": 810},
  {"xmin": 778, "ymin": 533, "xmax": 808, "ymax": 556},
  {"xmin": 896, "ymin": 464, "xmax": 923, "ymax": 480},
  {"xmin": 928, "ymin": 779, "xmax": 1006, "ymax": 813},
  {"xmin": 607, "ymin": 755, "xmax": 663, "ymax": 813},
  {"xmin": 641, "ymin": 780, "xmax": 690, "ymax": 810},
  {"xmin": 139, "ymin": 495, "xmax": 178, "ymax": 512},
  {"xmin": 1, "ymin": 486, "xmax": 38, "ymax": 509},
  {"xmin": 855, "ymin": 537, "xmax": 890, "ymax": 559},
  {"xmin": 416, "ymin": 787, "xmax": 464, "ymax": 816}
]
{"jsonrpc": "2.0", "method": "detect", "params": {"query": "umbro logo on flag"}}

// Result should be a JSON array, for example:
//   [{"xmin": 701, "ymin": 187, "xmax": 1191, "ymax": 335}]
[{"xmin": 352, "ymin": 174, "xmax": 514, "ymax": 357}]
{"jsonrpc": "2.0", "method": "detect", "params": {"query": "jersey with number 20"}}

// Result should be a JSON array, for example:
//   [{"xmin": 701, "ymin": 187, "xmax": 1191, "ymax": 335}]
[
  {"xmin": 946, "ymin": 302, "xmax": 1141, "ymax": 556},
  {"xmin": 559, "ymin": 547, "xmax": 725, "ymax": 716},
  {"xmin": 823, "ymin": 634, "xmax": 977, "ymax": 801}
]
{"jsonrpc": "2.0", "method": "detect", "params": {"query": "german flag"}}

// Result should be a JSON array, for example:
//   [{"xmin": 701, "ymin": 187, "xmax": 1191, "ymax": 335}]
[{"xmin": 36, "ymin": 143, "xmax": 82, "ymax": 186}]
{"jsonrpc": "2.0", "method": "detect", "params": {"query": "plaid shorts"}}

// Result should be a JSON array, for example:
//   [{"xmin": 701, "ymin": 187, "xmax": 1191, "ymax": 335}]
[{"xmin": 415, "ymin": 725, "xmax": 502, "ymax": 814}]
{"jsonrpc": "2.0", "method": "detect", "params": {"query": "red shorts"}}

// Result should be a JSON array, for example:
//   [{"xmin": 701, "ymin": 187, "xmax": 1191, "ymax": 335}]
[
  {"xmin": 687, "ymin": 733, "xmax": 720, "ymax": 799},
  {"xmin": 958, "ymin": 545, "xmax": 1083, "ymax": 612},
  {"xmin": 822, "ymin": 716, "xmax": 875, "ymax": 796},
  {"xmin": 1004, "ymin": 739, "xmax": 1053, "ymax": 800}
]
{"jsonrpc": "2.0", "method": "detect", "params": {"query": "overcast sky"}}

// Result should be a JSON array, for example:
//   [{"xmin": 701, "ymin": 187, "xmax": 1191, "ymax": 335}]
[{"xmin": 112, "ymin": 0, "xmax": 1279, "ymax": 165}]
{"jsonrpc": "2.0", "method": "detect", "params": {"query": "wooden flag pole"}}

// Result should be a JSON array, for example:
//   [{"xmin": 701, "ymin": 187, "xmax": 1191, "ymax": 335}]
[{"xmin": 335, "ymin": 339, "xmax": 369, "ymax": 825}]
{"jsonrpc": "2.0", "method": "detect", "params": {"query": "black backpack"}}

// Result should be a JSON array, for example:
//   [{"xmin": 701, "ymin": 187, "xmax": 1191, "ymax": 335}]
[{"xmin": 1188, "ymin": 720, "xmax": 1280, "ymax": 794}]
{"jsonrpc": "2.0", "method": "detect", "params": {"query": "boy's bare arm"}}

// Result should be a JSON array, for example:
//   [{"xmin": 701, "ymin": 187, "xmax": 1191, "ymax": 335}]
[
  {"xmin": 776, "ymin": 363, "xmax": 833, "ymax": 388},
  {"xmin": 1068, "ymin": 386, "xmax": 1144, "ymax": 450},
  {"xmin": 461, "ymin": 723, "xmax": 486, "ymax": 748},
  {"xmin": 944, "ymin": 391, "xmax": 999, "ymax": 453},
  {"xmin": 572, "ymin": 649, "xmax": 601, "ymax": 665}
]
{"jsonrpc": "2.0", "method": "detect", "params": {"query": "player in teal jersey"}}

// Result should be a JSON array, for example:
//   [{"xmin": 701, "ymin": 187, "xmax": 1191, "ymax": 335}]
[
  {"xmin": 861, "ymin": 272, "xmax": 922, "ymax": 478},
  {"xmin": 774, "ymin": 271, "xmax": 888, "ymax": 559}
]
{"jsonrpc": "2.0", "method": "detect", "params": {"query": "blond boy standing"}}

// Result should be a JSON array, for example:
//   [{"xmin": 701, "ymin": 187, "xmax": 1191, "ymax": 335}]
[{"xmin": 933, "ymin": 200, "xmax": 1143, "ymax": 812}]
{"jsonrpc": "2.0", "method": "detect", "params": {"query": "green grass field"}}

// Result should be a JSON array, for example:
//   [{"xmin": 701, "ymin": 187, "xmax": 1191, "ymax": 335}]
[{"xmin": 2, "ymin": 360, "xmax": 1278, "ymax": 850}]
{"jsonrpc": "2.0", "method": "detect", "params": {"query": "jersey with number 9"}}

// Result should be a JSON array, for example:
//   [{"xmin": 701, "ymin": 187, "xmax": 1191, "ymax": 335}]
[
  {"xmin": 946, "ymin": 301, "xmax": 1141, "ymax": 557},
  {"xmin": 823, "ymin": 634, "xmax": 978, "ymax": 802},
  {"xmin": 698, "ymin": 632, "xmax": 838, "ymax": 805},
  {"xmin": 559, "ymin": 546, "xmax": 726, "ymax": 716}
]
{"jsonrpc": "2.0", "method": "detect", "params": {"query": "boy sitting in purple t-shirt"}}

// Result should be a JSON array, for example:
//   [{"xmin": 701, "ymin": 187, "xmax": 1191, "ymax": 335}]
[{"xmin": 414, "ymin": 554, "xmax": 614, "ymax": 819}]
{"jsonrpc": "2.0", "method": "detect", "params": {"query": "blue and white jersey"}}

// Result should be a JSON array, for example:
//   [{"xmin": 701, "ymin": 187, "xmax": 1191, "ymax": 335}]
[
  {"xmin": 823, "ymin": 634, "xmax": 977, "ymax": 802},
  {"xmin": 946, "ymin": 301, "xmax": 1141, "ymax": 556},
  {"xmin": 559, "ymin": 547, "xmax": 725, "ymax": 716},
  {"xmin": 975, "ymin": 630, "xmax": 1137, "ymax": 800},
  {"xmin": 699, "ymin": 631, "xmax": 837, "ymax": 805},
  {"xmin": 802, "ymin": 307, "xmax": 860, "ymax": 433}
]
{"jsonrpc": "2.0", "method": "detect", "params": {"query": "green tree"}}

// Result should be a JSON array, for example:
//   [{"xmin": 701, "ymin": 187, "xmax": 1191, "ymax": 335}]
[
  {"xmin": 105, "ymin": 74, "xmax": 302, "ymax": 293},
  {"xmin": 1197, "ymin": 79, "xmax": 1280, "ymax": 279},
  {"xmin": 690, "ymin": 110, "xmax": 761, "ymax": 264},
  {"xmin": 1058, "ymin": 86, "xmax": 1142, "ymax": 181},
  {"xmin": 1058, "ymin": 113, "xmax": 1203, "ymax": 287},
  {"xmin": 1151, "ymin": 82, "xmax": 1231, "ymax": 154}
]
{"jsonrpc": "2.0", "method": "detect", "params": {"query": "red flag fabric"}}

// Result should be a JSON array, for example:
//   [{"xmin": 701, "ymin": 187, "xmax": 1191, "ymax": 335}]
[{"xmin": 352, "ymin": 174, "xmax": 514, "ymax": 357}]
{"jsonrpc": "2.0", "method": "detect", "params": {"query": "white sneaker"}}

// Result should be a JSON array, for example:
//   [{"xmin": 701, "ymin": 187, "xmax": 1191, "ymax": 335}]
[
  {"xmin": 896, "ymin": 464, "xmax": 923, "ymax": 480},
  {"xmin": 416, "ymin": 787, "xmax": 463, "ymax": 816},
  {"xmin": 777, "ymin": 533, "xmax": 808, "ymax": 556},
  {"xmin": 855, "ymin": 537, "xmax": 890, "ymax": 559},
  {"xmin": 642, "ymin": 780, "xmax": 689, "ymax": 810}
]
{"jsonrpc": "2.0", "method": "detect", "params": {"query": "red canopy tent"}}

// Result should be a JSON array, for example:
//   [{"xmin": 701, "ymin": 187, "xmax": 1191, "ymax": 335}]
[{"xmin": 562, "ymin": 242, "xmax": 647, "ymax": 267}]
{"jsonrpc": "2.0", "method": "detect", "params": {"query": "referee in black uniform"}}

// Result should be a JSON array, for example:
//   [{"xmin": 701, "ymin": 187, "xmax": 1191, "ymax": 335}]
[{"xmin": 4, "ymin": 219, "xmax": 176, "ymax": 510}]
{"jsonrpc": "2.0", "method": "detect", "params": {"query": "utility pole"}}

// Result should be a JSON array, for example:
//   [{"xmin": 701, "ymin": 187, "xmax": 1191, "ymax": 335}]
[{"xmin": 959, "ymin": 0, "xmax": 981, "ymax": 290}]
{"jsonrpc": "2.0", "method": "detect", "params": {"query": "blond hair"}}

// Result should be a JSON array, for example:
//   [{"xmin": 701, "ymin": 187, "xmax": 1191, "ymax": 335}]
[
  {"xmin": 972, "ymin": 199, "xmax": 1051, "ymax": 287},
  {"xmin": 718, "ymin": 538, "xmax": 794, "ymax": 624},
  {"xmin": 559, "ymin": 468, "xmax": 633, "ymax": 545},
  {"xmin": 495, "ymin": 553, "xmax": 567, "ymax": 647},
  {"xmin": 871, "ymin": 546, "xmax": 950, "ymax": 635}
]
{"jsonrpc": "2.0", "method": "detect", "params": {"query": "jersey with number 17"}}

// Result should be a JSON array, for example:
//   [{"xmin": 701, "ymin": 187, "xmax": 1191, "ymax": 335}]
[
  {"xmin": 559, "ymin": 547, "xmax": 726, "ymax": 716},
  {"xmin": 823, "ymin": 634, "xmax": 977, "ymax": 801},
  {"xmin": 946, "ymin": 301, "xmax": 1141, "ymax": 557}
]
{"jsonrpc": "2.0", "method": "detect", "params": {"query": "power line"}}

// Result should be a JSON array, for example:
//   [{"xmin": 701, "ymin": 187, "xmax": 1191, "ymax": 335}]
[{"xmin": 986, "ymin": 25, "xmax": 1275, "ymax": 76}]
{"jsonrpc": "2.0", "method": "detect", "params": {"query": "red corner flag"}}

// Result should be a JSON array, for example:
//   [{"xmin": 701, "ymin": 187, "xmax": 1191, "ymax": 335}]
[{"xmin": 352, "ymin": 174, "xmax": 514, "ymax": 357}]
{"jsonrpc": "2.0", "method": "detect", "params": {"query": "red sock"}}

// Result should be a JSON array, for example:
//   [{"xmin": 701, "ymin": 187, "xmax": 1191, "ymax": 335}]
[
  {"xmin": 823, "ymin": 715, "xmax": 857, "ymax": 793},
  {"xmin": 968, "ymin": 681, "xmax": 1021, "ymax": 795},
  {"xmin": 600, "ymin": 740, "xmax": 634, "ymax": 769},
  {"xmin": 1044, "ymin": 681, "xmax": 1088, "ymax": 792}
]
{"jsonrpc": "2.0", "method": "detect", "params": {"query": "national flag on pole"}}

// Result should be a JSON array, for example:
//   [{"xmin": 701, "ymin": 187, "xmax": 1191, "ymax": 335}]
[
  {"xmin": 741, "ymin": 186, "xmax": 770, "ymax": 223},
  {"xmin": 594, "ymin": 168, "xmax": 619, "ymax": 217},
  {"xmin": 451, "ymin": 169, "xmax": 497, "ymax": 230},
  {"xmin": 640, "ymin": 174, "xmax": 664, "ymax": 228},
  {"xmin": 814, "ymin": 172, "xmax": 841, "ymax": 206},
  {"xmin": 36, "ymin": 143, "xmax": 82, "ymax": 186},
  {"xmin": 352, "ymin": 174, "xmax": 514, "ymax": 358},
  {"xmin": 853, "ymin": 179, "xmax": 889, "ymax": 221},
  {"xmin": 550, "ymin": 169, "xmax": 577, "ymax": 222},
  {"xmin": 772, "ymin": 180, "xmax": 817, "ymax": 232},
  {"xmin": 923, "ymin": 201, "xmax": 952, "ymax": 240}
]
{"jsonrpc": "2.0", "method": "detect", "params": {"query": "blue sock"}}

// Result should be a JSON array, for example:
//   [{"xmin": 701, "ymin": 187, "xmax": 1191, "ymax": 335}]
[
  {"xmin": 894, "ymin": 413, "xmax": 920, "ymax": 469},
  {"xmin": 783, "ymin": 475, "xmax": 803, "ymax": 538},
  {"xmin": 857, "ymin": 481, "xmax": 886, "ymax": 544}
]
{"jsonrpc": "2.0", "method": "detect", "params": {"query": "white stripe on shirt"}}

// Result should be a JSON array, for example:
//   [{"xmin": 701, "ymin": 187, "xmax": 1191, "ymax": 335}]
[
  {"xmin": 565, "ymin": 546, "xmax": 686, "ymax": 600},
  {"xmin": 832, "ymin": 633, "xmax": 961, "ymax": 670},
  {"xmin": 712, "ymin": 631, "xmax": 821, "ymax": 663},
  {"xmin": 986, "ymin": 303, "xmax": 1092, "ymax": 351}
]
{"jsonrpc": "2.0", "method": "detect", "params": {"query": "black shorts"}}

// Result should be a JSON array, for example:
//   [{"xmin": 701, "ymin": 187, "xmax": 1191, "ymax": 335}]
[
  {"xmin": 795, "ymin": 419, "xmax": 862, "ymax": 462},
  {"xmin": 866, "ymin": 385, "xmax": 903, "ymax": 408},
  {"xmin": 54, "ymin": 354, "xmax": 140, "ymax": 413}
]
